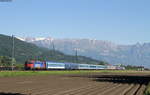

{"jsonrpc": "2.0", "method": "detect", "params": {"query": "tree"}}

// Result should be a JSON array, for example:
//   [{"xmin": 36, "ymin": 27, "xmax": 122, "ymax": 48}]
[
  {"xmin": 0, "ymin": 56, "xmax": 12, "ymax": 66},
  {"xmin": 98, "ymin": 61, "xmax": 108, "ymax": 65}
]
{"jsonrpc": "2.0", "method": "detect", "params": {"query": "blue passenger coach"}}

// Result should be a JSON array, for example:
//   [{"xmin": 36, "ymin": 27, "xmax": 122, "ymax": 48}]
[
  {"xmin": 78, "ymin": 64, "xmax": 107, "ymax": 70},
  {"xmin": 96, "ymin": 65, "xmax": 107, "ymax": 69},
  {"xmin": 65, "ymin": 63, "xmax": 78, "ymax": 70},
  {"xmin": 46, "ymin": 61, "xmax": 65, "ymax": 69},
  {"xmin": 78, "ymin": 64, "xmax": 90, "ymax": 69}
]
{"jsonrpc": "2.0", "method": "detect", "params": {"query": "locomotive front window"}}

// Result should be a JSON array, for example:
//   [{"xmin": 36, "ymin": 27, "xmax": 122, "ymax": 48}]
[{"xmin": 28, "ymin": 62, "xmax": 33, "ymax": 64}]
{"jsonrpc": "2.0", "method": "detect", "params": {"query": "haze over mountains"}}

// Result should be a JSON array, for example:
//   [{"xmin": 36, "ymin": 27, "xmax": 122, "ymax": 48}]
[
  {"xmin": 0, "ymin": 34, "xmax": 102, "ymax": 64},
  {"xmin": 17, "ymin": 37, "xmax": 150, "ymax": 68}
]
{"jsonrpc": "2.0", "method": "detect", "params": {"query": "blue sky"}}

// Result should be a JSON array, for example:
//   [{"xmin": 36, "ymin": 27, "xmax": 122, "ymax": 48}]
[{"xmin": 0, "ymin": 0, "xmax": 150, "ymax": 44}]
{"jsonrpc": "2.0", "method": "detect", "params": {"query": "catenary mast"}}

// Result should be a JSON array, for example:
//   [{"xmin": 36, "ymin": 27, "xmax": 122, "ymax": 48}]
[{"xmin": 11, "ymin": 35, "xmax": 15, "ymax": 71}]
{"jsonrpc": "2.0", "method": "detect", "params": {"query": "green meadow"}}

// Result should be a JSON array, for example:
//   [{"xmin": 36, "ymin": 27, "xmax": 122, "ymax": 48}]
[{"xmin": 0, "ymin": 70, "xmax": 149, "ymax": 77}]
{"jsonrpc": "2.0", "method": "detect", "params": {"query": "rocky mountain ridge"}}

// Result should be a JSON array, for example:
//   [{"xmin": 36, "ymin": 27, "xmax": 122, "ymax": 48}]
[{"xmin": 17, "ymin": 37, "xmax": 150, "ymax": 67}]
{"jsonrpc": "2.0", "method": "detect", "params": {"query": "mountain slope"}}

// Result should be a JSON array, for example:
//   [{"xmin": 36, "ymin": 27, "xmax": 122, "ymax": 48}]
[
  {"xmin": 0, "ymin": 34, "xmax": 102, "ymax": 64},
  {"xmin": 19, "ymin": 37, "xmax": 150, "ymax": 67}
]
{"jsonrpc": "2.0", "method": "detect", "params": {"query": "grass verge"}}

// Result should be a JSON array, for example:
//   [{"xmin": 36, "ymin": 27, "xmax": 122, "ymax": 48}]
[
  {"xmin": 145, "ymin": 82, "xmax": 150, "ymax": 95},
  {"xmin": 0, "ymin": 70, "xmax": 150, "ymax": 77}
]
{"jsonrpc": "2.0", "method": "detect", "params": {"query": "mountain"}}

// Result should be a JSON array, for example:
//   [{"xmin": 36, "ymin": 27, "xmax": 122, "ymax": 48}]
[
  {"xmin": 18, "ymin": 37, "xmax": 150, "ymax": 68},
  {"xmin": 0, "ymin": 34, "xmax": 103, "ymax": 64}
]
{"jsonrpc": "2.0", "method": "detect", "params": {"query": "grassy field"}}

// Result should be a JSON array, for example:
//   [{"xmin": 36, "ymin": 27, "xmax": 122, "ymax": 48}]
[
  {"xmin": 0, "ymin": 70, "xmax": 150, "ymax": 77},
  {"xmin": 0, "ymin": 70, "xmax": 98, "ymax": 77}
]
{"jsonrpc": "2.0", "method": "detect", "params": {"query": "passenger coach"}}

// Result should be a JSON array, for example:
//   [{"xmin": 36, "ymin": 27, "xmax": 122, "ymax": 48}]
[{"xmin": 46, "ymin": 61, "xmax": 65, "ymax": 70}]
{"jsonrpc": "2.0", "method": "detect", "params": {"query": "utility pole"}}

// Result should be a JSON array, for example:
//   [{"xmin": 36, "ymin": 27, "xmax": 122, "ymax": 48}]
[
  {"xmin": 50, "ymin": 41, "xmax": 55, "ymax": 60},
  {"xmin": 11, "ymin": 35, "xmax": 15, "ymax": 71},
  {"xmin": 52, "ymin": 41, "xmax": 55, "ymax": 56},
  {"xmin": 52, "ymin": 42, "xmax": 55, "ymax": 52},
  {"xmin": 75, "ymin": 48, "xmax": 78, "ymax": 63}
]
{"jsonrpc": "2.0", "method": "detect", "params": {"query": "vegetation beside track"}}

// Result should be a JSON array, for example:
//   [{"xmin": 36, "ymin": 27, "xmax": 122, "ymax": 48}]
[
  {"xmin": 0, "ymin": 70, "xmax": 150, "ymax": 77},
  {"xmin": 145, "ymin": 82, "xmax": 150, "ymax": 95}
]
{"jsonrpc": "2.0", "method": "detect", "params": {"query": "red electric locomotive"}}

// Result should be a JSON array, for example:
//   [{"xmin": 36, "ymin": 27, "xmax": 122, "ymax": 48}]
[{"xmin": 25, "ymin": 60, "xmax": 46, "ymax": 70}]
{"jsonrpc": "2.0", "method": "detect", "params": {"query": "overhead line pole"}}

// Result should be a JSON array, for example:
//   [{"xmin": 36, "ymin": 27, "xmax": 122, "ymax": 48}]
[
  {"xmin": 52, "ymin": 41, "xmax": 55, "ymax": 56},
  {"xmin": 11, "ymin": 35, "xmax": 15, "ymax": 71},
  {"xmin": 75, "ymin": 48, "xmax": 78, "ymax": 63}
]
